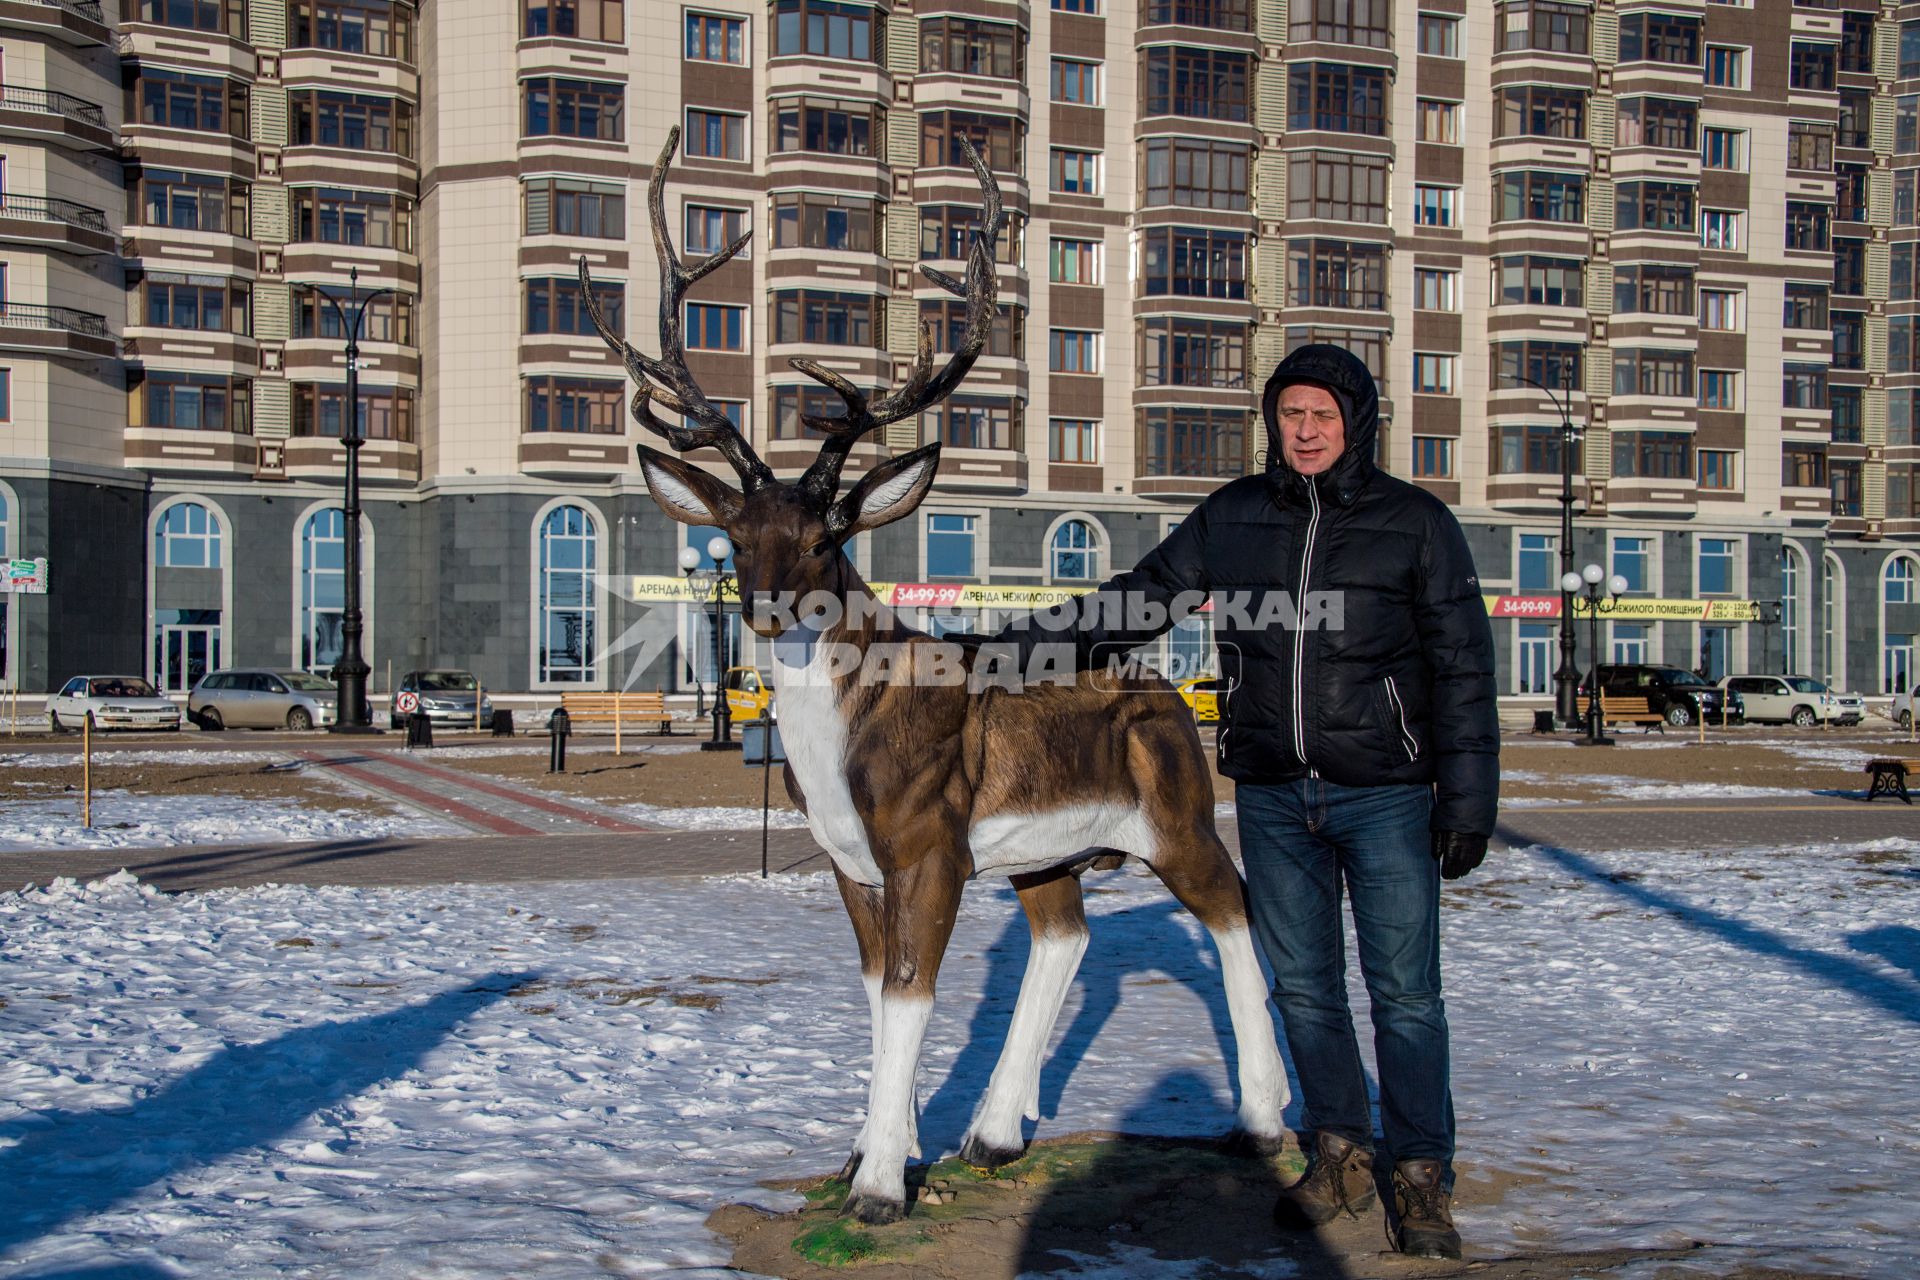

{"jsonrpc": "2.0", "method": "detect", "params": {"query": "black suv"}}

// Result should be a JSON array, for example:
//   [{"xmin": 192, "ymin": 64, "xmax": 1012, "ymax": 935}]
[{"xmin": 1580, "ymin": 664, "xmax": 1737, "ymax": 727}]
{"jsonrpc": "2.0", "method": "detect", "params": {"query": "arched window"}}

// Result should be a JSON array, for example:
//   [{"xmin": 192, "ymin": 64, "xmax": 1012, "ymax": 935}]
[
  {"xmin": 1050, "ymin": 518, "xmax": 1100, "ymax": 580},
  {"xmin": 539, "ymin": 504, "xmax": 598, "ymax": 683},
  {"xmin": 154, "ymin": 502, "xmax": 223, "ymax": 568},
  {"xmin": 1884, "ymin": 554, "xmax": 1918, "ymax": 694},
  {"xmin": 1780, "ymin": 545, "xmax": 1805, "ymax": 676},
  {"xmin": 1822, "ymin": 553, "xmax": 1844, "ymax": 689},
  {"xmin": 1887, "ymin": 555, "xmax": 1916, "ymax": 605},
  {"xmin": 300, "ymin": 508, "xmax": 347, "ymax": 671}
]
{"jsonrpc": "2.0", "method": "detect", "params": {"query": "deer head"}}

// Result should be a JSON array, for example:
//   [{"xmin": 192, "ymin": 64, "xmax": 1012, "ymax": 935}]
[{"xmin": 582, "ymin": 128, "xmax": 1005, "ymax": 637}]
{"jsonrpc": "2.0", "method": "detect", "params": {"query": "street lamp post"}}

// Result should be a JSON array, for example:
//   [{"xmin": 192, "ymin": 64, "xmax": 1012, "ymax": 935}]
[
  {"xmin": 309, "ymin": 267, "xmax": 393, "ymax": 735},
  {"xmin": 1506, "ymin": 369, "xmax": 1585, "ymax": 728},
  {"xmin": 1565, "ymin": 563, "xmax": 1629, "ymax": 747},
  {"xmin": 1755, "ymin": 600, "xmax": 1783, "ymax": 674},
  {"xmin": 679, "ymin": 535, "xmax": 741, "ymax": 751}
]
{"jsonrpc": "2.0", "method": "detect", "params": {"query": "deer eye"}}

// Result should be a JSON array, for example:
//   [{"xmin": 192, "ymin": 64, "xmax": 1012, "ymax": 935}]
[{"xmin": 806, "ymin": 539, "xmax": 832, "ymax": 557}]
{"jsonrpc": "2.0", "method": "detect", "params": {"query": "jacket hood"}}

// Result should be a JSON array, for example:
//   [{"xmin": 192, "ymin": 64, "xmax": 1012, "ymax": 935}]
[{"xmin": 1260, "ymin": 344, "xmax": 1381, "ymax": 504}]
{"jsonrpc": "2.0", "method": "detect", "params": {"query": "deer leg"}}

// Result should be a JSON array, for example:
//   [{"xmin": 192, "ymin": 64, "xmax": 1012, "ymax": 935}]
[
  {"xmin": 842, "ymin": 851, "xmax": 969, "ymax": 1226},
  {"xmin": 1147, "ymin": 828, "xmax": 1293, "ymax": 1154},
  {"xmin": 959, "ymin": 868, "xmax": 1088, "ymax": 1170},
  {"xmin": 833, "ymin": 868, "xmax": 886, "ymax": 1181}
]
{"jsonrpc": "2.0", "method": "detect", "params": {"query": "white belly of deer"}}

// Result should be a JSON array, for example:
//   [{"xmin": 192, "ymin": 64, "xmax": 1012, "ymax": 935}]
[{"xmin": 772, "ymin": 633, "xmax": 882, "ymax": 887}]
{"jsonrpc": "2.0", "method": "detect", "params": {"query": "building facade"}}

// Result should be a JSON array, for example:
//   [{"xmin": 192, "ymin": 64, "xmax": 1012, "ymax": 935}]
[{"xmin": 2, "ymin": 0, "xmax": 1918, "ymax": 699}]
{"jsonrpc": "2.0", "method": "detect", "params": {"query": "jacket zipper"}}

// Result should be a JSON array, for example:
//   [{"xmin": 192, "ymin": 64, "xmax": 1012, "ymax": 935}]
[
  {"xmin": 1384, "ymin": 676, "xmax": 1419, "ymax": 762},
  {"xmin": 1292, "ymin": 481, "xmax": 1322, "ymax": 773}
]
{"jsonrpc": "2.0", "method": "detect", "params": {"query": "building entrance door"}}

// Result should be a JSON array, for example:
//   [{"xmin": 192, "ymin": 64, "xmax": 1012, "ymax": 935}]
[{"xmin": 157, "ymin": 625, "xmax": 220, "ymax": 694}]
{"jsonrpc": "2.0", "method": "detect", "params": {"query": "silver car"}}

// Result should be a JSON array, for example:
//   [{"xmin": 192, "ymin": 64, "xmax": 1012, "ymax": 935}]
[
  {"xmin": 46, "ymin": 675, "xmax": 183, "ymax": 733},
  {"xmin": 189, "ymin": 668, "xmax": 339, "ymax": 731},
  {"xmin": 392, "ymin": 669, "xmax": 494, "ymax": 728}
]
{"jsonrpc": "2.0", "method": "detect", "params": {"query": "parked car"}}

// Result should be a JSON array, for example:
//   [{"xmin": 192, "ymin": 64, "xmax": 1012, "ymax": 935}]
[
  {"xmin": 722, "ymin": 666, "xmax": 773, "ymax": 721},
  {"xmin": 391, "ymin": 670, "xmax": 493, "ymax": 728},
  {"xmin": 1582, "ymin": 664, "xmax": 1732, "ymax": 728},
  {"xmin": 46, "ymin": 675, "xmax": 182, "ymax": 733},
  {"xmin": 1893, "ymin": 690, "xmax": 1914, "ymax": 732},
  {"xmin": 1177, "ymin": 676, "xmax": 1223, "ymax": 723},
  {"xmin": 1720, "ymin": 674, "xmax": 1865, "ymax": 727},
  {"xmin": 190, "ymin": 669, "xmax": 339, "ymax": 730}
]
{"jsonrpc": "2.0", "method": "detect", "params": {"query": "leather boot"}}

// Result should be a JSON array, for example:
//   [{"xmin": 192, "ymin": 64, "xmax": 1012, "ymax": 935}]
[
  {"xmin": 1273, "ymin": 1131, "xmax": 1375, "ymax": 1228},
  {"xmin": 1389, "ymin": 1158, "xmax": 1462, "ymax": 1259}
]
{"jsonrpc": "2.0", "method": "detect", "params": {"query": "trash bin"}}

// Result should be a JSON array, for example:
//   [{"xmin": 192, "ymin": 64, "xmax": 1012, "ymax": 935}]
[
  {"xmin": 1531, "ymin": 709, "xmax": 1557, "ymax": 735},
  {"xmin": 490, "ymin": 708, "xmax": 515, "ymax": 737},
  {"xmin": 548, "ymin": 707, "xmax": 571, "ymax": 773},
  {"xmin": 407, "ymin": 711, "xmax": 434, "ymax": 749}
]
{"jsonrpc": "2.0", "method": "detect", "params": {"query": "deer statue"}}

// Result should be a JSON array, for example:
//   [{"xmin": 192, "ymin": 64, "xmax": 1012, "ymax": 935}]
[{"xmin": 584, "ymin": 128, "xmax": 1289, "ymax": 1224}]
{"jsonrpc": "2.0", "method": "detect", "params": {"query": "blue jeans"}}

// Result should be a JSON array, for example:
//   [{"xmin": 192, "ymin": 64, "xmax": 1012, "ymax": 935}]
[{"xmin": 1237, "ymin": 778, "xmax": 1454, "ymax": 1176}]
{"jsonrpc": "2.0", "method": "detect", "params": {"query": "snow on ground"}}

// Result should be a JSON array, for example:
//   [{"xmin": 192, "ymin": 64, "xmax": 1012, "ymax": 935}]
[
  {"xmin": 0, "ymin": 750, "xmax": 290, "ymax": 769},
  {"xmin": 610, "ymin": 801, "xmax": 809, "ymax": 831},
  {"xmin": 5, "ymin": 839, "xmax": 1920, "ymax": 1279},
  {"xmin": 0, "ymin": 791, "xmax": 461, "ymax": 853}
]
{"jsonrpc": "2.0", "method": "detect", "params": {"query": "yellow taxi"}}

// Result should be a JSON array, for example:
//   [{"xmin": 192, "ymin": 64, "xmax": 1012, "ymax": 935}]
[
  {"xmin": 723, "ymin": 666, "xmax": 774, "ymax": 721},
  {"xmin": 1176, "ymin": 676, "xmax": 1224, "ymax": 722}
]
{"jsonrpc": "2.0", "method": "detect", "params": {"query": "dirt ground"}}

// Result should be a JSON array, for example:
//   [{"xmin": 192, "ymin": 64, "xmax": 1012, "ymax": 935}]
[
  {"xmin": 0, "ymin": 754, "xmax": 411, "ymax": 819},
  {"xmin": 711, "ymin": 1134, "xmax": 1815, "ymax": 1280}
]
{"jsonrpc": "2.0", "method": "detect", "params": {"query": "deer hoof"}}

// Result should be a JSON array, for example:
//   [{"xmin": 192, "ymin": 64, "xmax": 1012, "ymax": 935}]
[
  {"xmin": 836, "ymin": 1150, "xmax": 863, "ymax": 1182},
  {"xmin": 841, "ymin": 1191, "xmax": 906, "ymax": 1225},
  {"xmin": 958, "ymin": 1134, "xmax": 1027, "ymax": 1171},
  {"xmin": 1223, "ymin": 1129, "xmax": 1290, "ymax": 1159}
]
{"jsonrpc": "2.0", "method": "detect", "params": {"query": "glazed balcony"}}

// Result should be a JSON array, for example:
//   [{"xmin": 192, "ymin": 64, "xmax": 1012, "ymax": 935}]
[
  {"xmin": 0, "ymin": 0, "xmax": 109, "ymax": 45},
  {"xmin": 0, "ymin": 192, "xmax": 113, "ymax": 254},
  {"xmin": 0, "ymin": 85, "xmax": 114, "ymax": 151},
  {"xmin": 0, "ymin": 302, "xmax": 115, "ymax": 358}
]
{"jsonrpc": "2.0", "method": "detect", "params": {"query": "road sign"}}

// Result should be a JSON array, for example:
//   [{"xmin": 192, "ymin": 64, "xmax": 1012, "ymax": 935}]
[{"xmin": 395, "ymin": 691, "xmax": 420, "ymax": 714}]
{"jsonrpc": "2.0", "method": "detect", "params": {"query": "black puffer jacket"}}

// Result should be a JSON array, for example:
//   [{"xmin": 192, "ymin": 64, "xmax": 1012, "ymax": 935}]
[{"xmin": 996, "ymin": 344, "xmax": 1500, "ymax": 837}]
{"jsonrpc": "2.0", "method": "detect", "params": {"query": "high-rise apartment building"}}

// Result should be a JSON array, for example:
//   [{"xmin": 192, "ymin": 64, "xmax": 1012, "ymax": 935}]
[{"xmin": 2, "ymin": 0, "xmax": 1917, "ymax": 701}]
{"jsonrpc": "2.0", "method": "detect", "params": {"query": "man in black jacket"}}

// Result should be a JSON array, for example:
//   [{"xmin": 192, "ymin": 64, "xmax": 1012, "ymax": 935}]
[{"xmin": 992, "ymin": 345, "xmax": 1498, "ymax": 1259}]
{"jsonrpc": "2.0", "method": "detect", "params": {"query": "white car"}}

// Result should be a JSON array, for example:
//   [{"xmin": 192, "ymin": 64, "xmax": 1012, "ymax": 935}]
[
  {"xmin": 1720, "ymin": 675, "xmax": 1865, "ymax": 727},
  {"xmin": 46, "ymin": 674, "xmax": 183, "ymax": 733},
  {"xmin": 1894, "ymin": 690, "xmax": 1914, "ymax": 733}
]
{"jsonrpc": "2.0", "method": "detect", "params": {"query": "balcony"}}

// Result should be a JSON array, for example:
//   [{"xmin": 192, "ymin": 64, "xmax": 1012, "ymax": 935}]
[
  {"xmin": 0, "ymin": 302, "xmax": 115, "ymax": 358},
  {"xmin": 0, "ymin": 85, "xmax": 114, "ymax": 151},
  {"xmin": 0, "ymin": 0, "xmax": 110, "ymax": 45},
  {"xmin": 0, "ymin": 192, "xmax": 113, "ymax": 255}
]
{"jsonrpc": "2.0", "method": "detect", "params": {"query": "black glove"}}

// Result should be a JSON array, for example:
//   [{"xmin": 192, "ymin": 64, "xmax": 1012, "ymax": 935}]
[{"xmin": 1431, "ymin": 831, "xmax": 1488, "ymax": 881}]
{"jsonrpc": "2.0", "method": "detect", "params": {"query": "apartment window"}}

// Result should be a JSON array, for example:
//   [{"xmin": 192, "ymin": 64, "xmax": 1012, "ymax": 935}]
[
  {"xmin": 1832, "ymin": 460, "xmax": 1862, "ymax": 515},
  {"xmin": 1289, "ymin": 62, "xmax": 1387, "ymax": 134},
  {"xmin": 1789, "ymin": 41, "xmax": 1836, "ymax": 91},
  {"xmin": 1495, "ymin": 340, "xmax": 1583, "ymax": 392},
  {"xmin": 1414, "ymin": 268, "xmax": 1459, "ymax": 312},
  {"xmin": 920, "ymin": 299, "xmax": 1024, "ymax": 357},
  {"xmin": 1052, "ymin": 58, "xmax": 1101, "ymax": 105},
  {"xmin": 1613, "ymin": 431, "xmax": 1693, "ymax": 479},
  {"xmin": 1699, "ymin": 287, "xmax": 1742, "ymax": 331},
  {"xmin": 1145, "ymin": 0, "xmax": 1252, "ymax": 28},
  {"xmin": 1050, "ymin": 237, "xmax": 1100, "ymax": 284},
  {"xmin": 524, "ymin": 78, "xmax": 622, "ymax": 141},
  {"xmin": 291, "ymin": 383, "xmax": 414, "ymax": 441},
  {"xmin": 1291, "ymin": 0, "xmax": 1389, "ymax": 46},
  {"xmin": 1414, "ymin": 185, "xmax": 1458, "ymax": 227},
  {"xmin": 1896, "ymin": 243, "xmax": 1915, "ymax": 301},
  {"xmin": 684, "ymin": 10, "xmax": 743, "ymax": 62},
  {"xmin": 1614, "ymin": 348, "xmax": 1693, "ymax": 398},
  {"xmin": 524, "ymin": 0, "xmax": 622, "ymax": 41},
  {"xmin": 683, "ymin": 203, "xmax": 747, "ymax": 256},
  {"xmin": 771, "ymin": 385, "xmax": 850, "ymax": 439},
  {"xmin": 138, "ymin": 169, "xmax": 249, "ymax": 235},
  {"xmin": 1413, "ymin": 353, "xmax": 1458, "ymax": 395},
  {"xmin": 781, "ymin": 192, "xmax": 878, "ymax": 253},
  {"xmin": 526, "ymin": 277, "xmax": 623, "ymax": 337},
  {"xmin": 1411, "ymin": 436, "xmax": 1454, "ymax": 478},
  {"xmin": 923, "ymin": 397, "xmax": 1017, "ymax": 450},
  {"xmin": 1698, "ymin": 369, "xmax": 1740, "ymax": 409},
  {"xmin": 525, "ymin": 376, "xmax": 623, "ymax": 434},
  {"xmin": 1893, "ymin": 317, "xmax": 1915, "ymax": 372},
  {"xmin": 1501, "ymin": 0, "xmax": 1588, "ymax": 53},
  {"xmin": 1840, "ymin": 387, "xmax": 1869, "ymax": 444},
  {"xmin": 134, "ymin": 371, "xmax": 252, "ymax": 432},
  {"xmin": 1142, "ymin": 226, "xmax": 1247, "ymax": 298},
  {"xmin": 920, "ymin": 15, "xmax": 1023, "ymax": 78},
  {"xmin": 1051, "ymin": 148, "xmax": 1099, "ymax": 195},
  {"xmin": 138, "ymin": 68, "xmax": 248, "ymax": 137},
  {"xmin": 1619, "ymin": 11, "xmax": 1701, "ymax": 65},
  {"xmin": 1618, "ymin": 97, "xmax": 1696, "ymax": 150},
  {"xmin": 1286, "ymin": 327, "xmax": 1387, "ymax": 381},
  {"xmin": 292, "ymin": 287, "xmax": 411, "ymax": 343},
  {"xmin": 1145, "ymin": 47, "xmax": 1251, "ymax": 121},
  {"xmin": 1697, "ymin": 538, "xmax": 1736, "ymax": 595},
  {"xmin": 1613, "ymin": 537, "xmax": 1652, "ymax": 593},
  {"xmin": 686, "ymin": 109, "xmax": 747, "ymax": 160},
  {"xmin": 1498, "ymin": 170, "xmax": 1585, "ymax": 223},
  {"xmin": 1049, "ymin": 418, "xmax": 1098, "ymax": 464},
  {"xmin": 1701, "ymin": 209, "xmax": 1743, "ymax": 250},
  {"xmin": 1615, "ymin": 181, "xmax": 1694, "ymax": 232},
  {"xmin": 1054, "ymin": 0, "xmax": 1099, "ymax": 12},
  {"xmin": 137, "ymin": 0, "xmax": 244, "ymax": 35},
  {"xmin": 1498, "ymin": 427, "xmax": 1567, "ymax": 477},
  {"xmin": 1834, "ymin": 237, "xmax": 1867, "ymax": 294},
  {"xmin": 1785, "ymin": 201, "xmax": 1832, "ymax": 251},
  {"xmin": 291, "ymin": 89, "xmax": 416, "ymax": 155},
  {"xmin": 1784, "ymin": 443, "xmax": 1829, "ymax": 489},
  {"xmin": 1784, "ymin": 284, "xmax": 1829, "ymax": 330},
  {"xmin": 773, "ymin": 290, "xmax": 880, "ymax": 346},
  {"xmin": 1143, "ymin": 137, "xmax": 1250, "ymax": 210},
  {"xmin": 920, "ymin": 110, "xmax": 1024, "ymax": 173},
  {"xmin": 1138, "ymin": 407, "xmax": 1247, "ymax": 478},
  {"xmin": 1838, "ymin": 91, "xmax": 1871, "ymax": 149},
  {"xmin": 686, "ymin": 303, "xmax": 747, "ymax": 351},
  {"xmin": 525, "ymin": 178, "xmax": 624, "ymax": 239},
  {"xmin": 1902, "ymin": 97, "xmax": 1920, "ymax": 155},
  {"xmin": 916, "ymin": 203, "xmax": 1014, "ymax": 262},
  {"xmin": 1903, "ymin": 18, "xmax": 1920, "ymax": 79},
  {"xmin": 1698, "ymin": 450, "xmax": 1739, "ymax": 492},
  {"xmin": 1139, "ymin": 317, "xmax": 1247, "ymax": 388},
  {"xmin": 926, "ymin": 513, "xmax": 977, "ymax": 577},
  {"xmin": 1418, "ymin": 12, "xmax": 1460, "ymax": 57},
  {"xmin": 1841, "ymin": 10, "xmax": 1873, "ymax": 73},
  {"xmin": 1417, "ymin": 99, "xmax": 1460, "ymax": 144},
  {"xmin": 1497, "ymin": 255, "xmax": 1583, "ymax": 307},
  {"xmin": 291, "ymin": 186, "xmax": 409, "ymax": 249},
  {"xmin": 1837, "ymin": 164, "xmax": 1868, "ymax": 222},
  {"xmin": 1498, "ymin": 85, "xmax": 1585, "ymax": 139},
  {"xmin": 1613, "ymin": 264, "xmax": 1693, "ymax": 315},
  {"xmin": 1788, "ymin": 121, "xmax": 1834, "ymax": 172},
  {"xmin": 1836, "ymin": 310, "xmax": 1868, "ymax": 371},
  {"xmin": 1286, "ymin": 151, "xmax": 1388, "ymax": 223},
  {"xmin": 1050, "ymin": 328, "xmax": 1100, "ymax": 373},
  {"xmin": 142, "ymin": 273, "xmax": 249, "ymax": 335},
  {"xmin": 290, "ymin": 0, "xmax": 412, "ymax": 58},
  {"xmin": 774, "ymin": 97, "xmax": 883, "ymax": 157},
  {"xmin": 1783, "ymin": 363, "xmax": 1828, "ymax": 409},
  {"xmin": 1704, "ymin": 45, "xmax": 1745, "ymax": 89},
  {"xmin": 1702, "ymin": 127, "xmax": 1745, "ymax": 170},
  {"xmin": 1287, "ymin": 239, "xmax": 1388, "ymax": 309},
  {"xmin": 772, "ymin": 0, "xmax": 880, "ymax": 60}
]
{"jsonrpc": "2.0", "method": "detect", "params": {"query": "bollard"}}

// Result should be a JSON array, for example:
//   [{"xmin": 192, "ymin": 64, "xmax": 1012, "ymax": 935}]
[
  {"xmin": 491, "ymin": 708, "xmax": 515, "ymax": 737},
  {"xmin": 548, "ymin": 707, "xmax": 571, "ymax": 773},
  {"xmin": 82, "ymin": 712, "xmax": 93, "ymax": 829},
  {"xmin": 407, "ymin": 711, "xmax": 434, "ymax": 749}
]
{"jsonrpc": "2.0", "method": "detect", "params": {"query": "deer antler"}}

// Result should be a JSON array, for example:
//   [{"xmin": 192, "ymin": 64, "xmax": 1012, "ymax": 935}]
[
  {"xmin": 794, "ymin": 135, "xmax": 1006, "ymax": 510},
  {"xmin": 580, "ymin": 126, "xmax": 773, "ymax": 492}
]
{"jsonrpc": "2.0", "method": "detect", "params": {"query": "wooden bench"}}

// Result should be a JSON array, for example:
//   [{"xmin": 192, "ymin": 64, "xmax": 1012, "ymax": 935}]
[
  {"xmin": 1599, "ymin": 695, "xmax": 1667, "ymax": 732},
  {"xmin": 558, "ymin": 691, "xmax": 675, "ymax": 754},
  {"xmin": 1866, "ymin": 758, "xmax": 1913, "ymax": 804}
]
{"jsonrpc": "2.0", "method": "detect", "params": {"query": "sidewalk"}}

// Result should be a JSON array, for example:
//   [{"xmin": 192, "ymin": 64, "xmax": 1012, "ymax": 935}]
[{"xmin": 296, "ymin": 748, "xmax": 656, "ymax": 836}]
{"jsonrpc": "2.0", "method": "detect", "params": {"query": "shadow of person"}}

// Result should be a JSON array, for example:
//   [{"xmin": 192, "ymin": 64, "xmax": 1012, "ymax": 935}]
[
  {"xmin": 1015, "ymin": 1069, "xmax": 1350, "ymax": 1278},
  {"xmin": 1849, "ymin": 924, "xmax": 1920, "ymax": 984},
  {"xmin": 0, "ymin": 972, "xmax": 534, "ymax": 1256},
  {"xmin": 9, "ymin": 1267, "xmax": 179, "ymax": 1279}
]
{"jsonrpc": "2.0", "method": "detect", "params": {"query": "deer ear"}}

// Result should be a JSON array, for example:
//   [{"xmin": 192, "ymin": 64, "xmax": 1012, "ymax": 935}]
[
  {"xmin": 637, "ymin": 444, "xmax": 744, "ymax": 527},
  {"xmin": 830, "ymin": 443, "xmax": 941, "ymax": 538}
]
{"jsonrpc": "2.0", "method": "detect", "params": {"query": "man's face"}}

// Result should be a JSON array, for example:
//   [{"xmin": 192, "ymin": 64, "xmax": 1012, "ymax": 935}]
[{"xmin": 1277, "ymin": 383, "xmax": 1347, "ymax": 476}]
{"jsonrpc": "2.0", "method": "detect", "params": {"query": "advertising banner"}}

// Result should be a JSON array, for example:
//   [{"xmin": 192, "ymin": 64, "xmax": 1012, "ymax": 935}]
[
  {"xmin": 0, "ymin": 559, "xmax": 48, "ymax": 594},
  {"xmin": 1483, "ymin": 594, "xmax": 1760, "ymax": 622}
]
